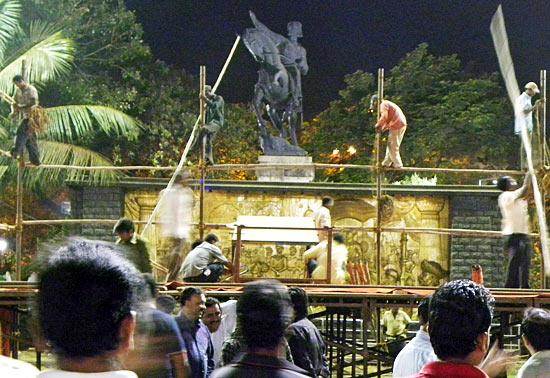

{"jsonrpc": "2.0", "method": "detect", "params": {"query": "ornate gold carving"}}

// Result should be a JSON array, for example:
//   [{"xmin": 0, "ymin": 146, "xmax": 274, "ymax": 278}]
[{"xmin": 125, "ymin": 190, "xmax": 449, "ymax": 285}]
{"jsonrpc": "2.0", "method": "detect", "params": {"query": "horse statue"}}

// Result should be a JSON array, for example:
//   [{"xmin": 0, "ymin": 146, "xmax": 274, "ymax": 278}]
[{"xmin": 242, "ymin": 11, "xmax": 308, "ymax": 156}]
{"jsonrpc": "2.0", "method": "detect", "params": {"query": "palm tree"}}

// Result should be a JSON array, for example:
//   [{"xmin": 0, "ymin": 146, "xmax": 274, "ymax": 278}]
[{"xmin": 0, "ymin": 0, "xmax": 140, "ymax": 190}]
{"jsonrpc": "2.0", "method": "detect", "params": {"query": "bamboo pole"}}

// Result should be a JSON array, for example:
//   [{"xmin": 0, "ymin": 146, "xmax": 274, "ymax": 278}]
[
  {"xmin": 541, "ymin": 69, "xmax": 547, "ymax": 289},
  {"xmin": 18, "ymin": 219, "xmax": 540, "ymax": 237},
  {"xmin": 15, "ymin": 159, "xmax": 23, "ymax": 281},
  {"xmin": 16, "ymin": 161, "xmax": 524, "ymax": 176},
  {"xmin": 24, "ymin": 165, "xmax": 178, "ymax": 171},
  {"xmin": 539, "ymin": 70, "xmax": 548, "ymax": 167},
  {"xmin": 375, "ymin": 68, "xmax": 384, "ymax": 285},
  {"xmin": 326, "ymin": 227, "xmax": 333, "ymax": 284},
  {"xmin": 140, "ymin": 36, "xmax": 241, "ymax": 238},
  {"xmin": 212, "ymin": 36, "xmax": 241, "ymax": 93},
  {"xmin": 234, "ymin": 226, "xmax": 242, "ymax": 283},
  {"xmin": 199, "ymin": 66, "xmax": 206, "ymax": 240}
]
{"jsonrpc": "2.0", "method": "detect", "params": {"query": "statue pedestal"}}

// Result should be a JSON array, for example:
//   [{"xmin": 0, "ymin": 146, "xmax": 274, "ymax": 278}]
[{"xmin": 256, "ymin": 155, "xmax": 315, "ymax": 183}]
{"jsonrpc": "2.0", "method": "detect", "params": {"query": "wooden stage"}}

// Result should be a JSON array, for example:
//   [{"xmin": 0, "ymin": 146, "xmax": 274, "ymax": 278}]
[{"xmin": 1, "ymin": 282, "xmax": 549, "ymax": 376}]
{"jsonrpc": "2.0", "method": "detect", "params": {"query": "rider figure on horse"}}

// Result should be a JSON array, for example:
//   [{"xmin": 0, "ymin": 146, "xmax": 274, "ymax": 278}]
[{"xmin": 250, "ymin": 11, "xmax": 308, "ymax": 112}]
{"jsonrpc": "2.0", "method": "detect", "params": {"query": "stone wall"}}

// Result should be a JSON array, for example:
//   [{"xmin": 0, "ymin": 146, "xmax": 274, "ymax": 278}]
[
  {"xmin": 70, "ymin": 186, "xmax": 124, "ymax": 241},
  {"xmin": 449, "ymin": 194, "xmax": 505, "ymax": 287},
  {"xmin": 70, "ymin": 181, "xmax": 510, "ymax": 287}
]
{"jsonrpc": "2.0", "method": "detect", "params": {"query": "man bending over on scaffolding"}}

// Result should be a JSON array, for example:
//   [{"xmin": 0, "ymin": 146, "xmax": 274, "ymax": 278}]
[
  {"xmin": 10, "ymin": 75, "xmax": 41, "ymax": 165},
  {"xmin": 369, "ymin": 94, "xmax": 407, "ymax": 169}
]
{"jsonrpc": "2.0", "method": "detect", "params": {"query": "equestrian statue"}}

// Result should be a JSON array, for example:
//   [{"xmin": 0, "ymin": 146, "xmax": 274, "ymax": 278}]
[{"xmin": 242, "ymin": 11, "xmax": 309, "ymax": 156}]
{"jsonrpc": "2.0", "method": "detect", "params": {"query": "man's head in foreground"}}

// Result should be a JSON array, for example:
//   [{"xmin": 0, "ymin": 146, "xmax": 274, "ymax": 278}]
[
  {"xmin": 237, "ymin": 280, "xmax": 293, "ymax": 352},
  {"xmin": 428, "ymin": 279, "xmax": 494, "ymax": 365},
  {"xmin": 37, "ymin": 239, "xmax": 141, "ymax": 370},
  {"xmin": 180, "ymin": 287, "xmax": 206, "ymax": 322},
  {"xmin": 288, "ymin": 287, "xmax": 308, "ymax": 322},
  {"xmin": 521, "ymin": 307, "xmax": 550, "ymax": 355},
  {"xmin": 202, "ymin": 297, "xmax": 222, "ymax": 333}
]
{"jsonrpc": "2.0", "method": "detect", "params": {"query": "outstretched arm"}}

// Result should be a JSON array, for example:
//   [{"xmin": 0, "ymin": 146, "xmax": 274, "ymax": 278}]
[
  {"xmin": 249, "ymin": 10, "xmax": 286, "ymax": 45},
  {"xmin": 516, "ymin": 172, "xmax": 532, "ymax": 199}
]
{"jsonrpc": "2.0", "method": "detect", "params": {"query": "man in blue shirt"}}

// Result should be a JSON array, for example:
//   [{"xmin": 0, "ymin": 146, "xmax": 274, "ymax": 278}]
[{"xmin": 175, "ymin": 287, "xmax": 214, "ymax": 378}]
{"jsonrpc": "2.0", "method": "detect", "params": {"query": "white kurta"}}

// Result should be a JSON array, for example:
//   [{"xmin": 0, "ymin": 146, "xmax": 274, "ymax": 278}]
[
  {"xmin": 516, "ymin": 350, "xmax": 550, "ymax": 378},
  {"xmin": 303, "ymin": 241, "xmax": 348, "ymax": 284},
  {"xmin": 210, "ymin": 300, "xmax": 238, "ymax": 368},
  {"xmin": 313, "ymin": 206, "xmax": 331, "ymax": 241},
  {"xmin": 159, "ymin": 185, "xmax": 194, "ymax": 240},
  {"xmin": 392, "ymin": 329, "xmax": 438, "ymax": 377},
  {"xmin": 514, "ymin": 92, "xmax": 535, "ymax": 135}
]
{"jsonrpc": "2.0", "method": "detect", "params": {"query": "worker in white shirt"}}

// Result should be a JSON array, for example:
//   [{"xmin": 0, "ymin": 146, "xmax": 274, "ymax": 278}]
[
  {"xmin": 309, "ymin": 197, "xmax": 334, "ymax": 277},
  {"xmin": 497, "ymin": 173, "xmax": 532, "ymax": 288},
  {"xmin": 515, "ymin": 82, "xmax": 544, "ymax": 168},
  {"xmin": 393, "ymin": 297, "xmax": 437, "ymax": 377}
]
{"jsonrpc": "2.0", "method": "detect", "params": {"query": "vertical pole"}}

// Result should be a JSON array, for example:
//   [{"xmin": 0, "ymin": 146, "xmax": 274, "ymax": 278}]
[
  {"xmin": 375, "ymin": 68, "xmax": 384, "ymax": 284},
  {"xmin": 541, "ymin": 70, "xmax": 546, "ymax": 165},
  {"xmin": 16, "ymin": 59, "xmax": 27, "ymax": 281},
  {"xmin": 234, "ymin": 226, "xmax": 242, "ymax": 283},
  {"xmin": 199, "ymin": 66, "xmax": 206, "ymax": 240},
  {"xmin": 541, "ymin": 69, "xmax": 547, "ymax": 289},
  {"xmin": 326, "ymin": 227, "xmax": 333, "ymax": 284},
  {"xmin": 15, "ymin": 159, "xmax": 24, "ymax": 281}
]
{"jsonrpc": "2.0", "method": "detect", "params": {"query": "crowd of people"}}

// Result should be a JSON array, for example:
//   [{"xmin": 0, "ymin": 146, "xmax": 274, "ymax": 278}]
[
  {"xmin": 1, "ymin": 152, "xmax": 549, "ymax": 377},
  {"xmin": 0, "ymin": 237, "xmax": 547, "ymax": 377}
]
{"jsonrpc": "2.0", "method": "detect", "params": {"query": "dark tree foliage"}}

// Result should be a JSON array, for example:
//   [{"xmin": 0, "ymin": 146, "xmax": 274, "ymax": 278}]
[{"xmin": 302, "ymin": 44, "xmax": 516, "ymax": 184}]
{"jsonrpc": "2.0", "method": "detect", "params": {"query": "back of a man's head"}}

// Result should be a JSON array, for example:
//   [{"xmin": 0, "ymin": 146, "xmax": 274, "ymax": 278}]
[
  {"xmin": 288, "ymin": 287, "xmax": 308, "ymax": 321},
  {"xmin": 156, "ymin": 295, "xmax": 177, "ymax": 314},
  {"xmin": 322, "ymin": 197, "xmax": 333, "ymax": 207},
  {"xmin": 38, "ymin": 239, "xmax": 141, "ymax": 359},
  {"xmin": 205, "ymin": 234, "xmax": 219, "ymax": 244},
  {"xmin": 418, "ymin": 296, "xmax": 430, "ymax": 326},
  {"xmin": 521, "ymin": 308, "xmax": 550, "ymax": 352},
  {"xmin": 237, "ymin": 280, "xmax": 293, "ymax": 351},
  {"xmin": 135, "ymin": 273, "xmax": 158, "ymax": 306},
  {"xmin": 429, "ymin": 279, "xmax": 494, "ymax": 361}
]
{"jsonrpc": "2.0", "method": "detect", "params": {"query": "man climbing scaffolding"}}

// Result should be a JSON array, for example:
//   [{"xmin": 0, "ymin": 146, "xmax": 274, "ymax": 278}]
[{"xmin": 10, "ymin": 75, "xmax": 44, "ymax": 166}]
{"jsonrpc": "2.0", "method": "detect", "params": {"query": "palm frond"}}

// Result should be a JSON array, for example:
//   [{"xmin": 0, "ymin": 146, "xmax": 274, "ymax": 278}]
[
  {"xmin": 45, "ymin": 105, "xmax": 141, "ymax": 142},
  {"xmin": 0, "ymin": 164, "xmax": 7, "ymax": 179},
  {"xmin": 0, "ymin": 0, "xmax": 21, "ymax": 62},
  {"xmin": 0, "ymin": 22, "xmax": 74, "ymax": 93},
  {"xmin": 0, "ymin": 140, "xmax": 125, "ymax": 191}
]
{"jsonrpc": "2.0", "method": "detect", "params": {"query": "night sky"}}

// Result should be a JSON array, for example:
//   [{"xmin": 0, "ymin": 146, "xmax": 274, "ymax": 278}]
[{"xmin": 125, "ymin": 1, "xmax": 549, "ymax": 118}]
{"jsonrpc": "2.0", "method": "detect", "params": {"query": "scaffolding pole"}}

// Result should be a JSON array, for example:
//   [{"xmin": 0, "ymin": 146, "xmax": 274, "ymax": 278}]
[
  {"xmin": 541, "ymin": 69, "xmax": 547, "ymax": 289},
  {"xmin": 375, "ymin": 68, "xmax": 384, "ymax": 284},
  {"xmin": 15, "ymin": 159, "xmax": 24, "ymax": 281},
  {"xmin": 199, "ymin": 66, "xmax": 206, "ymax": 239}
]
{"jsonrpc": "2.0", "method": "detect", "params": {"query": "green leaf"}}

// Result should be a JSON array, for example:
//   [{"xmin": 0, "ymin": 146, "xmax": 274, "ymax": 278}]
[
  {"xmin": 0, "ymin": 22, "xmax": 74, "ymax": 94},
  {"xmin": 45, "ymin": 105, "xmax": 141, "ymax": 142},
  {"xmin": 22, "ymin": 140, "xmax": 125, "ymax": 190},
  {"xmin": 0, "ymin": 0, "xmax": 21, "ymax": 62}
]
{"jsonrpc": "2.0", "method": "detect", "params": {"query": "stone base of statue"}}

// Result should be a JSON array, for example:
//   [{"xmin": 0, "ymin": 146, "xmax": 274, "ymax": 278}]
[{"xmin": 256, "ymin": 155, "xmax": 315, "ymax": 182}]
